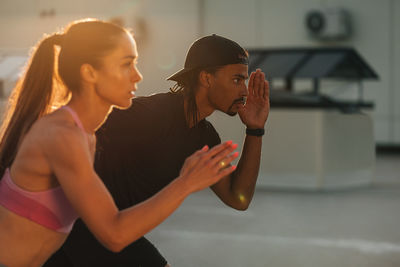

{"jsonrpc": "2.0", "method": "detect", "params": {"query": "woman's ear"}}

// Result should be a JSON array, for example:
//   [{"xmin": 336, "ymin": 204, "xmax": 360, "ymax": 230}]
[{"xmin": 80, "ymin": 64, "xmax": 97, "ymax": 84}]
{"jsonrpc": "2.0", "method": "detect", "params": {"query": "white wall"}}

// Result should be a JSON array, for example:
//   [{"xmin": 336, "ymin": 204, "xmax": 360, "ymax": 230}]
[
  {"xmin": 203, "ymin": 0, "xmax": 398, "ymax": 145},
  {"xmin": 131, "ymin": 0, "xmax": 200, "ymax": 96},
  {"xmin": 0, "ymin": 0, "xmax": 199, "ymax": 97},
  {"xmin": 393, "ymin": 0, "xmax": 400, "ymax": 143},
  {"xmin": 0, "ymin": 0, "xmax": 398, "ymax": 144}
]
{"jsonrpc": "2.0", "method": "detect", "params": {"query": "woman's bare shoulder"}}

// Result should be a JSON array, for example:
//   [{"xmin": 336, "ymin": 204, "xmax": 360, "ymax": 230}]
[{"xmin": 29, "ymin": 111, "xmax": 86, "ymax": 152}]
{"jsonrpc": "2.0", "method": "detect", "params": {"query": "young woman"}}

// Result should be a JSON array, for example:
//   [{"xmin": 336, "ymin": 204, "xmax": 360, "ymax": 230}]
[{"xmin": 0, "ymin": 19, "xmax": 238, "ymax": 267}]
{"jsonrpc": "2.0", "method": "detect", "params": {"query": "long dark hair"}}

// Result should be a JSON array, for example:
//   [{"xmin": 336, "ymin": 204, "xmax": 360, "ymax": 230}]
[
  {"xmin": 170, "ymin": 66, "xmax": 221, "ymax": 127},
  {"xmin": 0, "ymin": 19, "xmax": 129, "ymax": 177}
]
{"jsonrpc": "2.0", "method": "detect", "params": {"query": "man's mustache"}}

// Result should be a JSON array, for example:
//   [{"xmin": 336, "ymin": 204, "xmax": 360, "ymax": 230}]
[{"xmin": 233, "ymin": 97, "xmax": 246, "ymax": 105}]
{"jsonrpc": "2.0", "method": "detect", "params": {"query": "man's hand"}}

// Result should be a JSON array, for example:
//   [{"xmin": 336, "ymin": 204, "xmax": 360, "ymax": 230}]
[{"xmin": 238, "ymin": 69, "xmax": 270, "ymax": 129}]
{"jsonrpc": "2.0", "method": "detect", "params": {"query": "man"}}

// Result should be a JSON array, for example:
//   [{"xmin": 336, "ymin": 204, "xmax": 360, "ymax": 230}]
[{"xmin": 44, "ymin": 34, "xmax": 269, "ymax": 266}]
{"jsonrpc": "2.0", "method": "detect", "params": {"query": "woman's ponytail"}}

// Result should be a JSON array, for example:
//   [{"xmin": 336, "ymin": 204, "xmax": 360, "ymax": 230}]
[{"xmin": 0, "ymin": 33, "xmax": 65, "ymax": 177}]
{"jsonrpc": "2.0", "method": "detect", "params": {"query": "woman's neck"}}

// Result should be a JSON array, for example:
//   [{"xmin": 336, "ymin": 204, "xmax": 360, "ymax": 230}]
[{"xmin": 66, "ymin": 96, "xmax": 113, "ymax": 135}]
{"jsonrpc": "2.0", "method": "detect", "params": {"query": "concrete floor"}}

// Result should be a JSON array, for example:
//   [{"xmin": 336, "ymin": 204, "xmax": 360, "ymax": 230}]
[{"xmin": 147, "ymin": 153, "xmax": 400, "ymax": 267}]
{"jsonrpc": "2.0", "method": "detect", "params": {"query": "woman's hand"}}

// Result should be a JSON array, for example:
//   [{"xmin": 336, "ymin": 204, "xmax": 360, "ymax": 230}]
[{"xmin": 179, "ymin": 141, "xmax": 239, "ymax": 193}]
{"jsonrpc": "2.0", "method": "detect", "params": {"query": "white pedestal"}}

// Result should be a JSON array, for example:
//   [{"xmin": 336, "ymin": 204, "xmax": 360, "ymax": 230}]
[{"xmin": 209, "ymin": 108, "xmax": 375, "ymax": 190}]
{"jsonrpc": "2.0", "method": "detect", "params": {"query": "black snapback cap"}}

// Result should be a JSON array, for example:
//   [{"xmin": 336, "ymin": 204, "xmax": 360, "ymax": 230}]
[{"xmin": 167, "ymin": 34, "xmax": 248, "ymax": 81}]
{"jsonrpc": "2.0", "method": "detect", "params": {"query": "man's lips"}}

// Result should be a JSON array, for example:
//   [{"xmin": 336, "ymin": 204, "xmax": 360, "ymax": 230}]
[{"xmin": 233, "ymin": 97, "xmax": 246, "ymax": 105}]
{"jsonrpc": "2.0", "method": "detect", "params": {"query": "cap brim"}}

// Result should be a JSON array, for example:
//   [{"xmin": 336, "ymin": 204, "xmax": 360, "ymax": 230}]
[{"xmin": 166, "ymin": 68, "xmax": 193, "ymax": 81}]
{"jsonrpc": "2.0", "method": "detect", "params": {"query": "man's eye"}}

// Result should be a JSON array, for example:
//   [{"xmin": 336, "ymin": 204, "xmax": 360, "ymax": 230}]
[{"xmin": 233, "ymin": 78, "xmax": 239, "ymax": 83}]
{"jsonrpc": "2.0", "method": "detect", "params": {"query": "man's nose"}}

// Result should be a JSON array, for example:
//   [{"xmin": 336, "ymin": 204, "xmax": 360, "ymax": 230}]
[{"xmin": 241, "ymin": 85, "xmax": 248, "ymax": 96}]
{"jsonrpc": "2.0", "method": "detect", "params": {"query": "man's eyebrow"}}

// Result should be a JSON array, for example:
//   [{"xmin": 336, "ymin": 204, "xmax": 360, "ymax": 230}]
[{"xmin": 234, "ymin": 74, "xmax": 248, "ymax": 80}]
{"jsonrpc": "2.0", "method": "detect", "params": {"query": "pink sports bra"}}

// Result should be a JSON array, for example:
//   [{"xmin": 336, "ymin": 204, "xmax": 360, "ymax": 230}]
[{"xmin": 0, "ymin": 106, "xmax": 88, "ymax": 233}]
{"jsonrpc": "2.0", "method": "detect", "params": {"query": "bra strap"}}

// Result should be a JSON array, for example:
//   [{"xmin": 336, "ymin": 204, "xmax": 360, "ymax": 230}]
[{"xmin": 61, "ymin": 106, "xmax": 90, "ymax": 144}]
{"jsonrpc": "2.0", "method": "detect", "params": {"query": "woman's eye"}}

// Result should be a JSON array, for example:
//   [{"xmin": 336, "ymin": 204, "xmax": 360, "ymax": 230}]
[{"xmin": 233, "ymin": 78, "xmax": 240, "ymax": 83}]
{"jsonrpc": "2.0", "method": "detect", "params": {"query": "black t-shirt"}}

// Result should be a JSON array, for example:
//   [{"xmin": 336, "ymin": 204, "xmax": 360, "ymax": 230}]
[
  {"xmin": 95, "ymin": 92, "xmax": 220, "ymax": 209},
  {"xmin": 45, "ymin": 92, "xmax": 220, "ymax": 266}
]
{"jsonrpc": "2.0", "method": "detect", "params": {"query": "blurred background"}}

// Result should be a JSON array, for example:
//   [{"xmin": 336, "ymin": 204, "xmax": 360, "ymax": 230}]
[{"xmin": 0, "ymin": 0, "xmax": 399, "ymax": 266}]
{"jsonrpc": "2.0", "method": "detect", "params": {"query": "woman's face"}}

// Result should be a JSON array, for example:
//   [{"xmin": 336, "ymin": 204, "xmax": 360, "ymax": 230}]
[{"xmin": 94, "ymin": 32, "xmax": 142, "ymax": 109}]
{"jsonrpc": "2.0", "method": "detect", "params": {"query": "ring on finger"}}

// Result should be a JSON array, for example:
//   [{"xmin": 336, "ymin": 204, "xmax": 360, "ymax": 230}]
[{"xmin": 219, "ymin": 161, "xmax": 226, "ymax": 168}]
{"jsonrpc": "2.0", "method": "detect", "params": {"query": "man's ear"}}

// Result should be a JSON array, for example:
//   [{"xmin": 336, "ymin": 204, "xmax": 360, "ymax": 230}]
[
  {"xmin": 199, "ymin": 70, "xmax": 211, "ymax": 88},
  {"xmin": 80, "ymin": 63, "xmax": 97, "ymax": 84}
]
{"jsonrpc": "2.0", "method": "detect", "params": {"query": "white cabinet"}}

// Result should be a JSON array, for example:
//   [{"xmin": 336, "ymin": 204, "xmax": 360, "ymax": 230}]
[
  {"xmin": 257, "ymin": 109, "xmax": 375, "ymax": 189},
  {"xmin": 209, "ymin": 108, "xmax": 375, "ymax": 190}
]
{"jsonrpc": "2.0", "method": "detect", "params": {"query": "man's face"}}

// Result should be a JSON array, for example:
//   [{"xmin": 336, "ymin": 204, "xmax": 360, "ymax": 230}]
[{"xmin": 207, "ymin": 64, "xmax": 249, "ymax": 116}]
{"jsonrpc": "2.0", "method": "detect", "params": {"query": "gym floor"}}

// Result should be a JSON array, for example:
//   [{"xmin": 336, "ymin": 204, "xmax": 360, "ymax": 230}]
[{"xmin": 148, "ymin": 152, "xmax": 400, "ymax": 267}]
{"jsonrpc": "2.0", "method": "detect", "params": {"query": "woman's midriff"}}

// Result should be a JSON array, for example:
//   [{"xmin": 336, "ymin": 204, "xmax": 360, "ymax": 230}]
[{"xmin": 0, "ymin": 205, "xmax": 67, "ymax": 267}]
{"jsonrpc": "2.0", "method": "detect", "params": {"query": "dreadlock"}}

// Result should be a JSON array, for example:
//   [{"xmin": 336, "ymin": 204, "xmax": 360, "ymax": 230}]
[{"xmin": 170, "ymin": 66, "xmax": 221, "ymax": 127}]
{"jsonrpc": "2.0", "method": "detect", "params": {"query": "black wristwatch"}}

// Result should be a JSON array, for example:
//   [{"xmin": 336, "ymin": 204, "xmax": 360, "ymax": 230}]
[{"xmin": 246, "ymin": 128, "xmax": 265, "ymax": 136}]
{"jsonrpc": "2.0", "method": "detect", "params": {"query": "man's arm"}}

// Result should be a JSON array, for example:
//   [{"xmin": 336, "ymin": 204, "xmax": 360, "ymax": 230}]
[
  {"xmin": 211, "ymin": 69, "xmax": 270, "ymax": 210},
  {"xmin": 46, "ymin": 124, "xmax": 238, "ymax": 252}
]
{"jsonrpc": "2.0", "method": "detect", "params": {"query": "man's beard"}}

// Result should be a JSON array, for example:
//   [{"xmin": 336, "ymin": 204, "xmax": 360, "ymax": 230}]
[{"xmin": 226, "ymin": 97, "xmax": 246, "ymax": 116}]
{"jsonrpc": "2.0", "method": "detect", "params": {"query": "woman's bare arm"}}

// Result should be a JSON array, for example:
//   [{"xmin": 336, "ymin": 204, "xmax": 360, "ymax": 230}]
[{"xmin": 43, "ymin": 125, "xmax": 237, "ymax": 252}]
